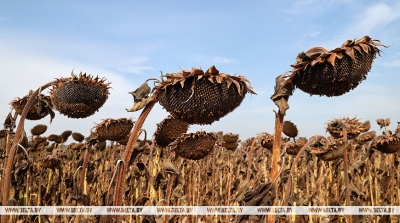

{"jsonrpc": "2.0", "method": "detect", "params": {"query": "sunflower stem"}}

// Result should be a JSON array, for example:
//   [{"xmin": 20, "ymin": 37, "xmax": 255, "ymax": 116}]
[
  {"xmin": 113, "ymin": 98, "xmax": 157, "ymax": 222},
  {"xmin": 1, "ymin": 80, "xmax": 57, "ymax": 223}
]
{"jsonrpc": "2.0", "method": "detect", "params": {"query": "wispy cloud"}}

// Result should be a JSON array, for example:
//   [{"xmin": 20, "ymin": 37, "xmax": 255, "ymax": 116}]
[
  {"xmin": 345, "ymin": 2, "xmax": 400, "ymax": 37},
  {"xmin": 213, "ymin": 57, "xmax": 237, "ymax": 64},
  {"xmin": 112, "ymin": 56, "xmax": 154, "ymax": 74},
  {"xmin": 191, "ymin": 55, "xmax": 238, "ymax": 65}
]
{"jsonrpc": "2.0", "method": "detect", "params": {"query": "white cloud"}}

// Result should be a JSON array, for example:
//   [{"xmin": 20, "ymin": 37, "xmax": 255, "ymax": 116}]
[
  {"xmin": 335, "ymin": 2, "xmax": 400, "ymax": 41},
  {"xmin": 213, "ymin": 57, "xmax": 237, "ymax": 64},
  {"xmin": 191, "ymin": 55, "xmax": 238, "ymax": 65},
  {"xmin": 310, "ymin": 31, "xmax": 321, "ymax": 37},
  {"xmin": 0, "ymin": 41, "xmax": 169, "ymax": 143}
]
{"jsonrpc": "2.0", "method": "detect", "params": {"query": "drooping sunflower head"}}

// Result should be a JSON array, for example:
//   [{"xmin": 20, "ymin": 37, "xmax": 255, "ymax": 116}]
[
  {"xmin": 154, "ymin": 66, "xmax": 256, "ymax": 125},
  {"xmin": 50, "ymin": 71, "xmax": 110, "ymax": 118}
]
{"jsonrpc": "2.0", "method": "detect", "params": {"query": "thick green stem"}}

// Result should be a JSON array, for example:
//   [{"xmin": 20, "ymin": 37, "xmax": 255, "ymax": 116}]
[{"xmin": 1, "ymin": 80, "xmax": 57, "ymax": 223}]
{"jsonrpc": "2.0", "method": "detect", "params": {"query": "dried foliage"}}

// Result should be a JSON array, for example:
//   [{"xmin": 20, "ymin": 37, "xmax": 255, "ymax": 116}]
[
  {"xmin": 50, "ymin": 71, "xmax": 110, "ymax": 118},
  {"xmin": 1, "ymin": 118, "xmax": 400, "ymax": 222},
  {"xmin": 155, "ymin": 66, "xmax": 256, "ymax": 124},
  {"xmin": 290, "ymin": 36, "xmax": 385, "ymax": 96}
]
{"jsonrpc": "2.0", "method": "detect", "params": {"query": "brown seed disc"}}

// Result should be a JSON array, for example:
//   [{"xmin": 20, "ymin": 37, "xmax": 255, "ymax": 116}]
[
  {"xmin": 223, "ymin": 133, "xmax": 239, "ymax": 143},
  {"xmin": 156, "ymin": 66, "xmax": 255, "ymax": 125},
  {"xmin": 11, "ymin": 92, "xmax": 52, "ymax": 120},
  {"xmin": 357, "ymin": 131, "xmax": 376, "ymax": 145},
  {"xmin": 169, "ymin": 131, "xmax": 217, "ymax": 160},
  {"xmin": 30, "ymin": 124, "xmax": 48, "ymax": 136},
  {"xmin": 50, "ymin": 72, "xmax": 110, "ymax": 118},
  {"xmin": 261, "ymin": 133, "xmax": 274, "ymax": 151},
  {"xmin": 95, "ymin": 118, "xmax": 135, "ymax": 141},
  {"xmin": 283, "ymin": 121, "xmax": 298, "ymax": 138},
  {"xmin": 286, "ymin": 137, "xmax": 307, "ymax": 155},
  {"xmin": 72, "ymin": 132, "xmax": 85, "ymax": 142},
  {"xmin": 371, "ymin": 135, "xmax": 400, "ymax": 154},
  {"xmin": 290, "ymin": 36, "xmax": 384, "ymax": 97},
  {"xmin": 47, "ymin": 134, "xmax": 58, "ymax": 142},
  {"xmin": 222, "ymin": 141, "xmax": 238, "ymax": 151},
  {"xmin": 154, "ymin": 115, "xmax": 189, "ymax": 147}
]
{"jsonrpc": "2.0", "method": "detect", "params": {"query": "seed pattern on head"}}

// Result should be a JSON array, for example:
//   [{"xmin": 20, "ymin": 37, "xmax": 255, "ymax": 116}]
[
  {"xmin": 168, "ymin": 131, "xmax": 217, "ymax": 160},
  {"xmin": 50, "ymin": 71, "xmax": 110, "ymax": 118},
  {"xmin": 154, "ymin": 115, "xmax": 189, "ymax": 147},
  {"xmin": 290, "ymin": 36, "xmax": 385, "ymax": 97},
  {"xmin": 154, "ymin": 66, "xmax": 256, "ymax": 125},
  {"xmin": 94, "ymin": 118, "xmax": 135, "ymax": 141}
]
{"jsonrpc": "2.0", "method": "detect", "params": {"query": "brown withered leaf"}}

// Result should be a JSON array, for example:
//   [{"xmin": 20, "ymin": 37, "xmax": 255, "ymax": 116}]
[
  {"xmin": 345, "ymin": 47, "xmax": 355, "ymax": 60},
  {"xmin": 328, "ymin": 54, "xmax": 337, "ymax": 67}
]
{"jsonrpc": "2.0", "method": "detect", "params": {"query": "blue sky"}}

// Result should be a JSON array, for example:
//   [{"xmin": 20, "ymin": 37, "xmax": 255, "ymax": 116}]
[{"xmin": 0, "ymin": 0, "xmax": 399, "ymax": 141}]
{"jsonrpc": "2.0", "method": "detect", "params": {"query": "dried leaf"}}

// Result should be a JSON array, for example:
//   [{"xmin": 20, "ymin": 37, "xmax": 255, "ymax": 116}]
[
  {"xmin": 345, "ymin": 47, "xmax": 355, "ymax": 60},
  {"xmin": 226, "ymin": 78, "xmax": 233, "ymax": 89},
  {"xmin": 215, "ymin": 75, "xmax": 223, "ymax": 84},
  {"xmin": 335, "ymin": 51, "xmax": 343, "ymax": 59},
  {"xmin": 359, "ymin": 43, "xmax": 370, "ymax": 53},
  {"xmin": 327, "ymin": 54, "xmax": 336, "ymax": 67},
  {"xmin": 231, "ymin": 79, "xmax": 242, "ymax": 95},
  {"xmin": 180, "ymin": 80, "xmax": 185, "ymax": 88},
  {"xmin": 208, "ymin": 76, "xmax": 214, "ymax": 83}
]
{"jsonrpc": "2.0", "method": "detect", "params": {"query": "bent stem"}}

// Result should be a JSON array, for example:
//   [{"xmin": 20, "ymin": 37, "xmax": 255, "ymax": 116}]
[
  {"xmin": 1, "ymin": 80, "xmax": 57, "ymax": 223},
  {"xmin": 113, "ymin": 98, "xmax": 157, "ymax": 222}
]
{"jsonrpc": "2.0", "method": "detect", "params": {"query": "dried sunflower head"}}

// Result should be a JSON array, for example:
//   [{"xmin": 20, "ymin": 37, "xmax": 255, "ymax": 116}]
[
  {"xmin": 222, "ymin": 133, "xmax": 239, "ymax": 144},
  {"xmin": 168, "ymin": 131, "xmax": 217, "ymax": 160},
  {"xmin": 282, "ymin": 120, "xmax": 298, "ymax": 138},
  {"xmin": 371, "ymin": 135, "xmax": 400, "ymax": 154},
  {"xmin": 11, "ymin": 91, "xmax": 54, "ymax": 121},
  {"xmin": 30, "ymin": 124, "xmax": 48, "ymax": 136},
  {"xmin": 154, "ymin": 115, "xmax": 189, "ymax": 147},
  {"xmin": 311, "ymin": 137, "xmax": 346, "ymax": 161},
  {"xmin": 154, "ymin": 66, "xmax": 256, "ymax": 125},
  {"xmin": 376, "ymin": 118, "xmax": 391, "ymax": 129},
  {"xmin": 285, "ymin": 137, "xmax": 307, "ymax": 155},
  {"xmin": 50, "ymin": 71, "xmax": 110, "ymax": 118},
  {"xmin": 357, "ymin": 131, "xmax": 376, "ymax": 145},
  {"xmin": 94, "ymin": 118, "xmax": 135, "ymax": 141},
  {"xmin": 260, "ymin": 133, "xmax": 274, "ymax": 151},
  {"xmin": 326, "ymin": 117, "xmax": 367, "ymax": 140},
  {"xmin": 290, "ymin": 36, "xmax": 385, "ymax": 97},
  {"xmin": 72, "ymin": 132, "xmax": 85, "ymax": 143}
]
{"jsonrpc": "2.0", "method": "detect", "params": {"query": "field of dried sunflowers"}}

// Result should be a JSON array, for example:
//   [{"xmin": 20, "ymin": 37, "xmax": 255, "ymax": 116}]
[{"xmin": 1, "ymin": 36, "xmax": 399, "ymax": 223}]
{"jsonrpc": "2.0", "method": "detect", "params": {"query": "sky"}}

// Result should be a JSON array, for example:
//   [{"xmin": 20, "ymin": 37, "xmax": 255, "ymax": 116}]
[{"xmin": 0, "ymin": 0, "xmax": 399, "ymax": 142}]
